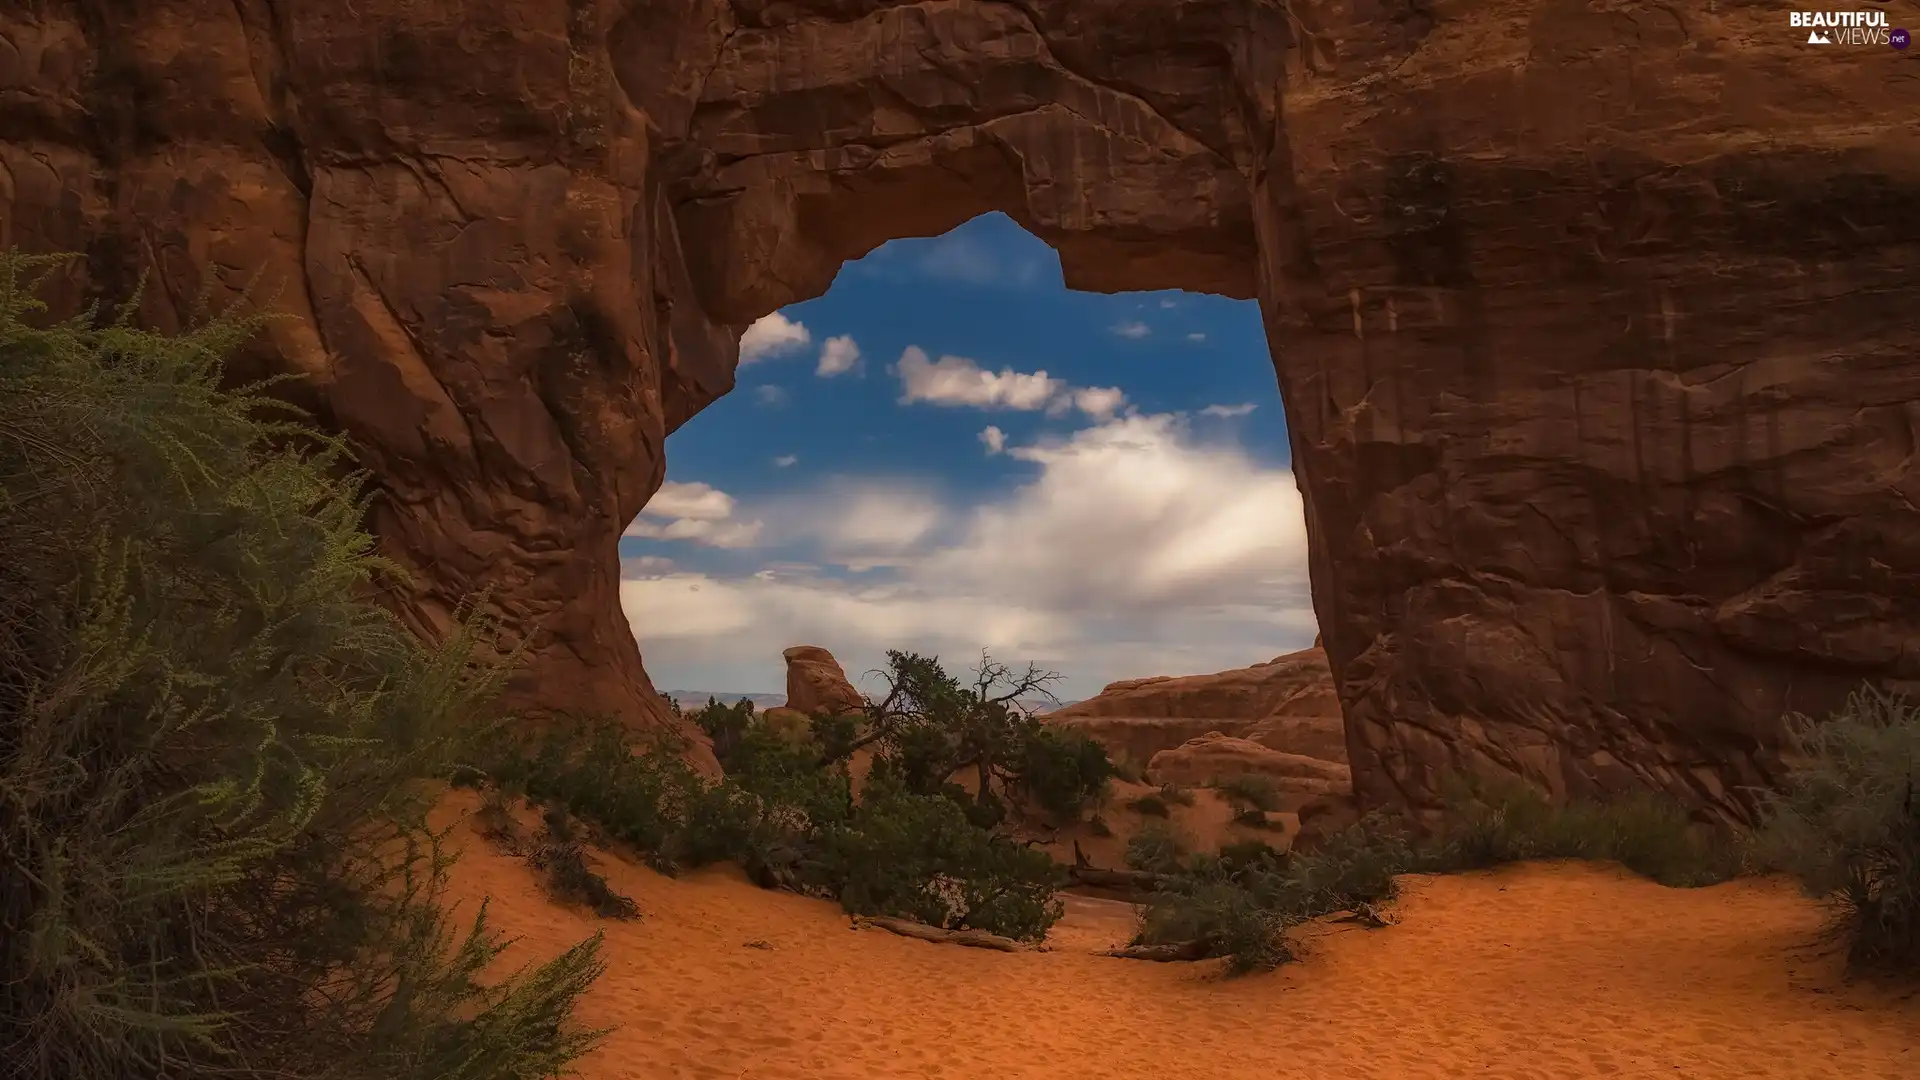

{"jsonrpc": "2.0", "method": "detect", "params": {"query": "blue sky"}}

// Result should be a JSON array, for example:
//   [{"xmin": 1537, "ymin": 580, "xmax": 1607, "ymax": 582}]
[{"xmin": 619, "ymin": 212, "xmax": 1317, "ymax": 699}]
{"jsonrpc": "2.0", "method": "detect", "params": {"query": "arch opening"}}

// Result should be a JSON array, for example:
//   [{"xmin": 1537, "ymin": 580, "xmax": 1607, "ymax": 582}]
[{"xmin": 622, "ymin": 211, "xmax": 1317, "ymax": 718}]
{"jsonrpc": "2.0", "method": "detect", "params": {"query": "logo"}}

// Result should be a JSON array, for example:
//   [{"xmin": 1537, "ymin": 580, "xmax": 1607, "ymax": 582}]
[
  {"xmin": 1895, "ymin": 27, "xmax": 1913, "ymax": 48},
  {"xmin": 1790, "ymin": 10, "xmax": 1894, "ymax": 45}
]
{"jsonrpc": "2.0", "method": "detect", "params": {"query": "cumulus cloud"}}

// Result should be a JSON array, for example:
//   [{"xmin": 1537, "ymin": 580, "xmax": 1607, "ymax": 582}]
[
  {"xmin": 644, "ymin": 481, "xmax": 735, "ymax": 521},
  {"xmin": 625, "ymin": 481, "xmax": 765, "ymax": 549},
  {"xmin": 895, "ymin": 347, "xmax": 1128, "ymax": 420},
  {"xmin": 896, "ymin": 346, "xmax": 1061, "ymax": 411},
  {"xmin": 773, "ymin": 454, "xmax": 799, "ymax": 468},
  {"xmin": 1200, "ymin": 403, "xmax": 1257, "ymax": 418},
  {"xmin": 621, "ymin": 554, "xmax": 676, "ymax": 575},
  {"xmin": 621, "ymin": 412, "xmax": 1316, "ymax": 697},
  {"xmin": 1070, "ymin": 386, "xmax": 1127, "ymax": 421},
  {"xmin": 979, "ymin": 426, "xmax": 1007, "ymax": 455},
  {"xmin": 739, "ymin": 312, "xmax": 810, "ymax": 363},
  {"xmin": 1111, "ymin": 321, "xmax": 1151, "ymax": 339},
  {"xmin": 817, "ymin": 334, "xmax": 860, "ymax": 377}
]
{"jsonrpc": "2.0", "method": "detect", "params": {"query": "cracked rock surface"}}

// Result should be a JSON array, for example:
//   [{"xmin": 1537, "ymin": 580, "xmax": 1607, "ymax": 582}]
[{"xmin": 3, "ymin": 0, "xmax": 1915, "ymax": 815}]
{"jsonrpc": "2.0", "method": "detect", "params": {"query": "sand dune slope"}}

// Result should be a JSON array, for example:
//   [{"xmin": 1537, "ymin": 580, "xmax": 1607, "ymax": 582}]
[{"xmin": 433, "ymin": 793, "xmax": 1919, "ymax": 1080}]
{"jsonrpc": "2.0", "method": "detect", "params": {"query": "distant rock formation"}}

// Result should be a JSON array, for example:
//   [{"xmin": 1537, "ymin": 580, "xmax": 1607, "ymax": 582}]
[
  {"xmin": 1145, "ymin": 733, "xmax": 1350, "ymax": 803},
  {"xmin": 782, "ymin": 646, "xmax": 865, "ymax": 718},
  {"xmin": 1045, "ymin": 647, "xmax": 1347, "ymax": 770}
]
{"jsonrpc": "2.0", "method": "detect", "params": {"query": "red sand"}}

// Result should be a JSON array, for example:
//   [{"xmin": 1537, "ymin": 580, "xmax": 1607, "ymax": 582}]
[{"xmin": 433, "ymin": 791, "xmax": 1920, "ymax": 1080}]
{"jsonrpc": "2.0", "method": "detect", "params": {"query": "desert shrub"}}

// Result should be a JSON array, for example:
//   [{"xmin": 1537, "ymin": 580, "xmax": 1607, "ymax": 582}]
[
  {"xmin": 1282, "ymin": 812, "xmax": 1413, "ymax": 913},
  {"xmin": 1016, "ymin": 726, "xmax": 1115, "ymax": 821},
  {"xmin": 1418, "ymin": 775, "xmax": 1736, "ymax": 887},
  {"xmin": 1127, "ymin": 793, "xmax": 1172, "ymax": 817},
  {"xmin": 1135, "ymin": 873, "xmax": 1294, "ymax": 974},
  {"xmin": 1232, "ymin": 806, "xmax": 1276, "ymax": 829},
  {"xmin": 1214, "ymin": 838, "xmax": 1286, "ymax": 874},
  {"xmin": 0, "ymin": 252, "xmax": 603, "ymax": 1080},
  {"xmin": 1213, "ymin": 773, "xmax": 1283, "ymax": 812},
  {"xmin": 1125, "ymin": 820, "xmax": 1193, "ymax": 876},
  {"xmin": 691, "ymin": 697, "xmax": 757, "ymax": 766},
  {"xmin": 1110, "ymin": 753, "xmax": 1148, "ymax": 784},
  {"xmin": 1757, "ymin": 686, "xmax": 1920, "ymax": 972},
  {"xmin": 1158, "ymin": 782, "xmax": 1196, "ymax": 806},
  {"xmin": 481, "ymin": 719, "xmax": 695, "ymax": 863},
  {"xmin": 819, "ymin": 784, "xmax": 1064, "ymax": 941},
  {"xmin": 479, "ymin": 704, "xmax": 1064, "ymax": 940},
  {"xmin": 1135, "ymin": 813, "xmax": 1409, "ymax": 974},
  {"xmin": 531, "ymin": 808, "xmax": 641, "ymax": 920}
]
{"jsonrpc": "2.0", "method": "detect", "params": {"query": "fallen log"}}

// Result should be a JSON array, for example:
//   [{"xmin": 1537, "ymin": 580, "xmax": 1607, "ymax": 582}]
[
  {"xmin": 1067, "ymin": 865, "xmax": 1174, "ymax": 893},
  {"xmin": 850, "ymin": 916, "xmax": 1033, "ymax": 953},
  {"xmin": 1104, "ymin": 940, "xmax": 1213, "ymax": 963}
]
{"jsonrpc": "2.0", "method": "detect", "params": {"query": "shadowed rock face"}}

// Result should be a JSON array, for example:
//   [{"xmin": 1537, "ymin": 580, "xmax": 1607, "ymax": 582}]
[{"xmin": 4, "ymin": 1, "xmax": 1915, "ymax": 818}]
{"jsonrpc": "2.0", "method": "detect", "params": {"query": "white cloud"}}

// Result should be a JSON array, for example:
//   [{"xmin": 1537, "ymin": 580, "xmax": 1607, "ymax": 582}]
[
  {"xmin": 626, "ymin": 480, "xmax": 765, "ymax": 549},
  {"xmin": 1186, "ymin": 332, "xmax": 1207, "ymax": 343},
  {"xmin": 817, "ymin": 335, "xmax": 860, "ymax": 377},
  {"xmin": 1159, "ymin": 299, "xmax": 1177, "ymax": 309},
  {"xmin": 755, "ymin": 384, "xmax": 788, "ymax": 407},
  {"xmin": 1111, "ymin": 321, "xmax": 1151, "ymax": 339},
  {"xmin": 773, "ymin": 454, "xmax": 798, "ymax": 468},
  {"xmin": 1070, "ymin": 386, "xmax": 1127, "ymax": 421},
  {"xmin": 644, "ymin": 481, "xmax": 734, "ymax": 521},
  {"xmin": 979, "ymin": 426, "xmax": 1006, "ymax": 455},
  {"xmin": 895, "ymin": 347, "xmax": 1127, "ymax": 420},
  {"xmin": 621, "ymin": 411, "xmax": 1316, "ymax": 697},
  {"xmin": 895, "ymin": 346, "xmax": 1061, "ymax": 411},
  {"xmin": 739, "ymin": 313, "xmax": 810, "ymax": 364},
  {"xmin": 621, "ymin": 554, "xmax": 676, "ymax": 575},
  {"xmin": 1200, "ymin": 402, "xmax": 1257, "ymax": 418}
]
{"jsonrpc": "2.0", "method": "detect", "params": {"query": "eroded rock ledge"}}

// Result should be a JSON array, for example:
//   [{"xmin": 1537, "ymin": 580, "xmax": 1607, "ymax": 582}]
[{"xmin": 3, "ymin": 0, "xmax": 1915, "ymax": 816}]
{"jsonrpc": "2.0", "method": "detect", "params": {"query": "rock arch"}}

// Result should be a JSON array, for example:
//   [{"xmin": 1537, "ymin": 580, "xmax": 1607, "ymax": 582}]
[{"xmin": 3, "ymin": 0, "xmax": 1915, "ymax": 816}]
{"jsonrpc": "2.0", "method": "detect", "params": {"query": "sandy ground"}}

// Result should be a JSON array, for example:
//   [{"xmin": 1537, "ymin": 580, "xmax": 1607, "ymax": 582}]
[{"xmin": 432, "ymin": 791, "xmax": 1919, "ymax": 1080}]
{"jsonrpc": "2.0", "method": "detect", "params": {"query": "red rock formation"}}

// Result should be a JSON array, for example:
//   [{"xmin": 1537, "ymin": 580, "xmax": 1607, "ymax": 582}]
[
  {"xmin": 781, "ymin": 645, "xmax": 864, "ymax": 717},
  {"xmin": 1145, "ymin": 734, "xmax": 1350, "ymax": 803},
  {"xmin": 5, "ymin": 1, "xmax": 1914, "ymax": 820},
  {"xmin": 1045, "ymin": 647, "xmax": 1346, "ymax": 768}
]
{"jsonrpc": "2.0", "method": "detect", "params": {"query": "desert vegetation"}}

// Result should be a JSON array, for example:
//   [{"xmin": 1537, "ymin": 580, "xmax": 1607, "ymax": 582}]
[
  {"xmin": 471, "ymin": 649, "xmax": 1118, "ymax": 944},
  {"xmin": 1130, "ymin": 707, "xmax": 1920, "ymax": 976},
  {"xmin": 0, "ymin": 253, "xmax": 605, "ymax": 1079}
]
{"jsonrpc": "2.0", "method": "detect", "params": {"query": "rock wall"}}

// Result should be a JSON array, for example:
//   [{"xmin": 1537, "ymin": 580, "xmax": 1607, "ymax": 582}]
[
  {"xmin": 4, "ymin": 0, "xmax": 1915, "ymax": 819},
  {"xmin": 1045, "ymin": 647, "xmax": 1347, "ymax": 767}
]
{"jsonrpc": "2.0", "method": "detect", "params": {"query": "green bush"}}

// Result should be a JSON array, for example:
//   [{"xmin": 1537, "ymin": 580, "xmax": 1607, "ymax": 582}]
[
  {"xmin": 478, "ymin": 703, "xmax": 1064, "ymax": 941},
  {"xmin": 1418, "ymin": 775, "xmax": 1737, "ymax": 887},
  {"xmin": 0, "ymin": 252, "xmax": 603, "ymax": 1079},
  {"xmin": 1127, "ymin": 793, "xmax": 1172, "ymax": 817},
  {"xmin": 1016, "ymin": 726, "xmax": 1115, "ymax": 821},
  {"xmin": 819, "ymin": 786, "xmax": 1064, "ymax": 942},
  {"xmin": 1158, "ymin": 782, "xmax": 1196, "ymax": 807},
  {"xmin": 1758, "ymin": 686, "xmax": 1920, "ymax": 972},
  {"xmin": 1213, "ymin": 773, "xmax": 1283, "ymax": 812},
  {"xmin": 1125, "ymin": 820, "xmax": 1193, "ymax": 875},
  {"xmin": 1136, "ymin": 873, "xmax": 1294, "ymax": 974},
  {"xmin": 531, "ymin": 808, "xmax": 641, "ymax": 920}
]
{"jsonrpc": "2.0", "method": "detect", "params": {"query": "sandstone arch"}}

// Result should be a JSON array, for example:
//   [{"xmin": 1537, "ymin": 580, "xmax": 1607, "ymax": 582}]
[{"xmin": 3, "ymin": 0, "xmax": 1915, "ymax": 818}]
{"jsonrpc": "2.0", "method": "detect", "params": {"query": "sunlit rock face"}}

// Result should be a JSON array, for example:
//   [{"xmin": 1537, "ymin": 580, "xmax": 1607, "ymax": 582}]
[{"xmin": 4, "ymin": 0, "xmax": 1913, "ymax": 816}]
